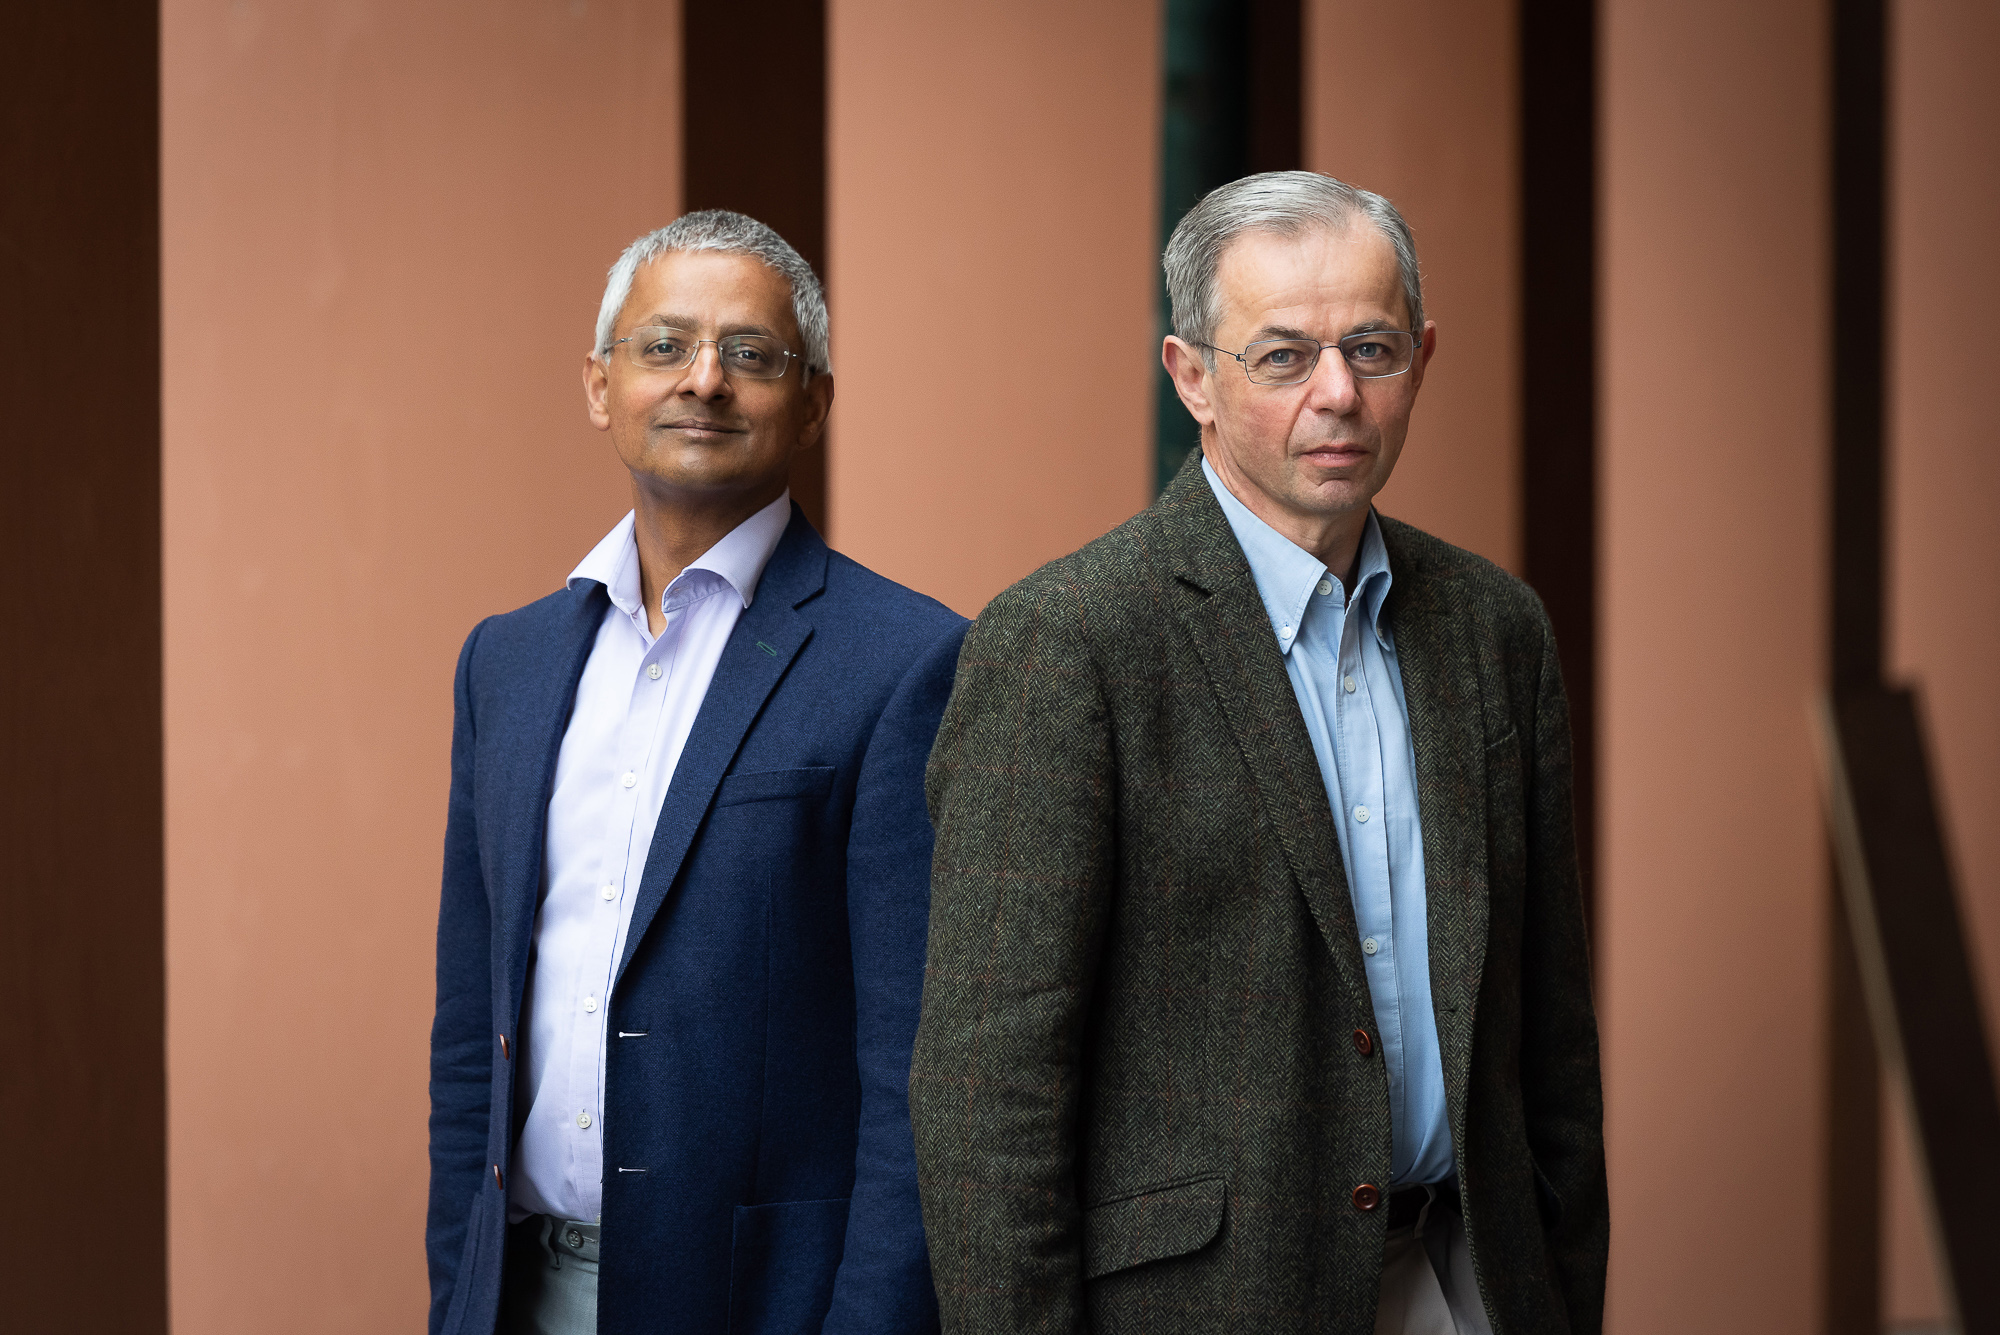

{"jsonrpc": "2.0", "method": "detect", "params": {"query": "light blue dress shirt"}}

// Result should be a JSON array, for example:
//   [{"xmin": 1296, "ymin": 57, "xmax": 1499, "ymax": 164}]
[{"xmin": 1203, "ymin": 460, "xmax": 1455, "ymax": 1186}]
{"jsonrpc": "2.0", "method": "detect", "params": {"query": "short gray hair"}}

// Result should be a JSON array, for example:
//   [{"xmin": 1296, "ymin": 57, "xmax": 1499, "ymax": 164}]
[
  {"xmin": 593, "ymin": 210, "xmax": 830, "ymax": 376},
  {"xmin": 1164, "ymin": 171, "xmax": 1424, "ymax": 364}
]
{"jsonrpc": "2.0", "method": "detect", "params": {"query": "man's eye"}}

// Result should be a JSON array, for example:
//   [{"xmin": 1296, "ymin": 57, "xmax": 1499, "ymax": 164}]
[
  {"xmin": 1265, "ymin": 348, "xmax": 1298, "ymax": 365},
  {"xmin": 728, "ymin": 345, "xmax": 770, "ymax": 365},
  {"xmin": 646, "ymin": 340, "xmax": 685, "ymax": 358},
  {"xmin": 1349, "ymin": 341, "xmax": 1387, "ymax": 360}
]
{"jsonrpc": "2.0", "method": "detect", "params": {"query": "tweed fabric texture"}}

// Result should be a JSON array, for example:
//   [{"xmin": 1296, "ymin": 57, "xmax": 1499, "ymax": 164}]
[{"xmin": 910, "ymin": 451, "xmax": 1607, "ymax": 1334}]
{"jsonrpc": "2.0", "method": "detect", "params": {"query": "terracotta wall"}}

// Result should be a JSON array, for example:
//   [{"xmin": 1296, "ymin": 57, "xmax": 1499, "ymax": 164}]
[
  {"xmin": 162, "ymin": 3, "xmax": 675, "ymax": 1329},
  {"xmin": 1598, "ymin": 1, "xmax": 1830, "ymax": 1330},
  {"xmin": 1881, "ymin": 0, "xmax": 2000, "ymax": 1323},
  {"xmin": 826, "ymin": 0, "xmax": 1159, "ymax": 618},
  {"xmin": 1304, "ymin": 0, "xmax": 1521, "ymax": 573}
]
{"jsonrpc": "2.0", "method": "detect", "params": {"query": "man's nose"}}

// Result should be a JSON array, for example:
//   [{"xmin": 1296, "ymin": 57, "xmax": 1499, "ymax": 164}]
[
  {"xmin": 681, "ymin": 341, "xmax": 729, "ymax": 397},
  {"xmin": 1304, "ymin": 346, "xmax": 1361, "ymax": 411}
]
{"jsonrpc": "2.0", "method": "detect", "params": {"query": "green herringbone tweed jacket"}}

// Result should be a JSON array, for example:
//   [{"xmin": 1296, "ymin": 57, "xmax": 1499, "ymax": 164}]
[{"xmin": 910, "ymin": 452, "xmax": 1607, "ymax": 1334}]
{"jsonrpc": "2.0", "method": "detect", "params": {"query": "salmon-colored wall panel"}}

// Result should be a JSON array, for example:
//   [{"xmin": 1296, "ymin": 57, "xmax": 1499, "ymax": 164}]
[
  {"xmin": 163, "ymin": 3, "xmax": 675, "ymax": 1329},
  {"xmin": 1882, "ymin": 0, "xmax": 2000, "ymax": 1321},
  {"xmin": 1305, "ymin": 0, "xmax": 1520, "ymax": 572},
  {"xmin": 1599, "ymin": 2, "xmax": 1829, "ymax": 1330},
  {"xmin": 827, "ymin": 0, "xmax": 1158, "ymax": 617}
]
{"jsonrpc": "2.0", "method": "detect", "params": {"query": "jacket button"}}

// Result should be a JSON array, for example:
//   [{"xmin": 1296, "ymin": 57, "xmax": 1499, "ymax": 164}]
[
  {"xmin": 492, "ymin": 1164, "xmax": 504, "ymax": 1190},
  {"xmin": 1352, "ymin": 1028, "xmax": 1374, "ymax": 1057},
  {"xmin": 1353, "ymin": 1183, "xmax": 1381, "ymax": 1211},
  {"xmin": 499, "ymin": 1033, "xmax": 510, "ymax": 1060}
]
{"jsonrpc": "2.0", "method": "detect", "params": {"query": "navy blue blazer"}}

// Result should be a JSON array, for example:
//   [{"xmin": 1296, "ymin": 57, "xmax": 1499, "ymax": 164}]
[{"xmin": 427, "ymin": 508, "xmax": 965, "ymax": 1335}]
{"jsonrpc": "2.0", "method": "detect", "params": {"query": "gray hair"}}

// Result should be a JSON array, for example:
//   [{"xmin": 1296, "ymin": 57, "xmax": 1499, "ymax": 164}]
[
  {"xmin": 593, "ymin": 210, "xmax": 831, "ymax": 376},
  {"xmin": 1164, "ymin": 171, "xmax": 1424, "ymax": 365}
]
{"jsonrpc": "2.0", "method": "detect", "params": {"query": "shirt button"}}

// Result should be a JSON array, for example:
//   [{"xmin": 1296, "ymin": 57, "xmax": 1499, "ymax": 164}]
[
  {"xmin": 583, "ymin": 996, "xmax": 598, "ymax": 1013},
  {"xmin": 1343, "ymin": 674, "xmax": 1357, "ymax": 693},
  {"xmin": 1317, "ymin": 578, "xmax": 1334, "ymax": 596},
  {"xmin": 646, "ymin": 663, "xmax": 662, "ymax": 680},
  {"xmin": 1354, "ymin": 805, "xmax": 1370, "ymax": 823},
  {"xmin": 620, "ymin": 772, "xmax": 637, "ymax": 788},
  {"xmin": 576, "ymin": 1110, "xmax": 592, "ymax": 1129},
  {"xmin": 1362, "ymin": 937, "xmax": 1379, "ymax": 955},
  {"xmin": 601, "ymin": 884, "xmax": 617, "ymax": 901},
  {"xmin": 565, "ymin": 1226, "xmax": 585, "ymax": 1249}
]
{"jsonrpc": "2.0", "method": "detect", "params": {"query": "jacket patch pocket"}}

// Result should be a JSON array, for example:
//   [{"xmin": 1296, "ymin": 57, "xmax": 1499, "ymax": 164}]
[
  {"xmin": 1083, "ymin": 1176, "xmax": 1227, "ymax": 1281},
  {"xmin": 715, "ymin": 766, "xmax": 836, "ymax": 808},
  {"xmin": 729, "ymin": 1197, "xmax": 850, "ymax": 1334}
]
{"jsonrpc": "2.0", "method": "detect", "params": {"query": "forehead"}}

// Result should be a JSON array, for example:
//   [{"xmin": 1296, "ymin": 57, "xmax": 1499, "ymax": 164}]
[
  {"xmin": 1212, "ymin": 224, "xmax": 1406, "ymax": 331},
  {"xmin": 619, "ymin": 250, "xmax": 797, "ymax": 335}
]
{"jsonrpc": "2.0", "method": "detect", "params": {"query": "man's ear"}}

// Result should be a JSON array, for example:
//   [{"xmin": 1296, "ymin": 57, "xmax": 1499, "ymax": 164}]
[
  {"xmin": 796, "ymin": 370, "xmax": 834, "ymax": 453},
  {"xmin": 583, "ymin": 351, "xmax": 612, "ymax": 432},
  {"xmin": 1409, "ymin": 320, "xmax": 1438, "ymax": 390},
  {"xmin": 1162, "ymin": 336, "xmax": 1217, "ymax": 427}
]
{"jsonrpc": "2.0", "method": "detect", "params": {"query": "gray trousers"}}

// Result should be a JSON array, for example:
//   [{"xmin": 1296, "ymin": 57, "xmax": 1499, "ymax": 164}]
[
  {"xmin": 1375, "ymin": 1190, "xmax": 1494, "ymax": 1335},
  {"xmin": 499, "ymin": 1215, "xmax": 599, "ymax": 1335}
]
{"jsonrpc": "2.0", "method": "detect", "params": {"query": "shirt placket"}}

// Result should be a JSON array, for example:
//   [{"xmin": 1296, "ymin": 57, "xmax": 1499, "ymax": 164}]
[
  {"xmin": 564, "ymin": 605, "xmax": 674, "ymax": 1207},
  {"xmin": 1333, "ymin": 595, "xmax": 1406, "ymax": 1176}
]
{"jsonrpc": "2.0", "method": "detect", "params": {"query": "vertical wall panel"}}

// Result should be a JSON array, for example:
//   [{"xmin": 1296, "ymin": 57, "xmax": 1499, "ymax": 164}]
[
  {"xmin": 0, "ymin": 3, "xmax": 166, "ymax": 1330},
  {"xmin": 1883, "ymin": 0, "xmax": 2000, "ymax": 1324},
  {"xmin": 1599, "ymin": 1, "xmax": 1829, "ymax": 1330},
  {"xmin": 1305, "ymin": 0, "xmax": 1521, "ymax": 573},
  {"xmin": 827, "ymin": 0, "xmax": 1158, "ymax": 617},
  {"xmin": 162, "ymin": 3, "xmax": 676, "ymax": 1329}
]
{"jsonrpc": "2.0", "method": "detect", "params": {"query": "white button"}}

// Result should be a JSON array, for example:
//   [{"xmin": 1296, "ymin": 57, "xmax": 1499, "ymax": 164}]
[
  {"xmin": 1362, "ymin": 937, "xmax": 1379, "ymax": 955},
  {"xmin": 583, "ymin": 996, "xmax": 598, "ymax": 1013},
  {"xmin": 601, "ymin": 884, "xmax": 617, "ymax": 901},
  {"xmin": 1343, "ymin": 675, "xmax": 1357, "ymax": 693},
  {"xmin": 576, "ymin": 1110, "xmax": 592, "ymax": 1129},
  {"xmin": 1281, "ymin": 624, "xmax": 1292, "ymax": 635},
  {"xmin": 647, "ymin": 663, "xmax": 662, "ymax": 680},
  {"xmin": 1317, "ymin": 578, "xmax": 1334, "ymax": 596},
  {"xmin": 1354, "ymin": 805, "xmax": 1370, "ymax": 822},
  {"xmin": 620, "ymin": 772, "xmax": 637, "ymax": 788}
]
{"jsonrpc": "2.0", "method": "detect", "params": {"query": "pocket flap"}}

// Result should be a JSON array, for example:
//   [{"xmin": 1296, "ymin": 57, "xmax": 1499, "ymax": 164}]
[
  {"xmin": 714, "ymin": 765, "xmax": 836, "ymax": 808},
  {"xmin": 1082, "ymin": 1176, "xmax": 1227, "ymax": 1281}
]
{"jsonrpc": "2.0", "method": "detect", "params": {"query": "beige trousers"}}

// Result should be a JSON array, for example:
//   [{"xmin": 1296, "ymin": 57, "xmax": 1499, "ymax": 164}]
[{"xmin": 1374, "ymin": 1193, "xmax": 1494, "ymax": 1335}]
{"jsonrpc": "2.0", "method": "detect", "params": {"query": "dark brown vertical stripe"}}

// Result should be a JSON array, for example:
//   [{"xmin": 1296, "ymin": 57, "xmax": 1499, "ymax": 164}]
[
  {"xmin": 1519, "ymin": 0, "xmax": 1599, "ymax": 932},
  {"xmin": 683, "ymin": 0, "xmax": 829, "ymax": 534},
  {"xmin": 1823, "ymin": 0, "xmax": 1886, "ymax": 1327},
  {"xmin": 0, "ymin": 3, "xmax": 167, "ymax": 1330},
  {"xmin": 1245, "ymin": 0, "xmax": 1303, "ymax": 177}
]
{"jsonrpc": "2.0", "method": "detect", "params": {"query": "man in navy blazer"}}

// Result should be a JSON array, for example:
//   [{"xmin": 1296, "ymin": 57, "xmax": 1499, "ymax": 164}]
[{"xmin": 427, "ymin": 211, "xmax": 964, "ymax": 1335}]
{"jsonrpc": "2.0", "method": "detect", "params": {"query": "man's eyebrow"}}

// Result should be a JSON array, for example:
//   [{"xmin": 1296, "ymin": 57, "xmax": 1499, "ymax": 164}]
[
  {"xmin": 1248, "ymin": 317, "xmax": 1403, "ymax": 342},
  {"xmin": 631, "ymin": 315, "xmax": 779, "ymax": 338}
]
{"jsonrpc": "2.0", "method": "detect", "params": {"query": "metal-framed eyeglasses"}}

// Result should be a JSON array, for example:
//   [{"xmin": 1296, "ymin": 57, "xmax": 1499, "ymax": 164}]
[
  {"xmin": 603, "ymin": 325, "xmax": 804, "ymax": 381},
  {"xmin": 1199, "ymin": 329, "xmax": 1419, "ymax": 385}
]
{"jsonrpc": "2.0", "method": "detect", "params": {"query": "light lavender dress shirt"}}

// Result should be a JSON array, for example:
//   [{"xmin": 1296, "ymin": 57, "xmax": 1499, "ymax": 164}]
[{"xmin": 508, "ymin": 494, "xmax": 792, "ymax": 1225}]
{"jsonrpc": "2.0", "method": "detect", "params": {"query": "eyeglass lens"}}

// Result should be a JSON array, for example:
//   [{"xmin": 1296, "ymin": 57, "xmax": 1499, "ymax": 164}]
[
  {"xmin": 1241, "ymin": 330, "xmax": 1415, "ymax": 384},
  {"xmin": 621, "ymin": 326, "xmax": 793, "ymax": 380}
]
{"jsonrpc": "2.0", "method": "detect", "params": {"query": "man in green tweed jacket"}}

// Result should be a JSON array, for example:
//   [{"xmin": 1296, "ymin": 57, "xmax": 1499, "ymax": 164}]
[{"xmin": 910, "ymin": 172, "xmax": 1606, "ymax": 1334}]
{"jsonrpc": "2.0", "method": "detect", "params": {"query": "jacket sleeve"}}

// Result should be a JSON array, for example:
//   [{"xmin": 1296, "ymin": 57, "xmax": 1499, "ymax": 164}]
[
  {"xmin": 427, "ymin": 619, "xmax": 495, "ymax": 1335},
  {"xmin": 1518, "ymin": 613, "xmax": 1609, "ymax": 1333},
  {"xmin": 820, "ymin": 619, "xmax": 968, "ymax": 1335},
  {"xmin": 909, "ymin": 576, "xmax": 1114, "ymax": 1335}
]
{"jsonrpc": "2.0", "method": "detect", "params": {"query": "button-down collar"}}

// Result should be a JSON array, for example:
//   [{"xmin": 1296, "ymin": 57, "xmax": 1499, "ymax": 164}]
[{"xmin": 1200, "ymin": 458, "xmax": 1394, "ymax": 655}]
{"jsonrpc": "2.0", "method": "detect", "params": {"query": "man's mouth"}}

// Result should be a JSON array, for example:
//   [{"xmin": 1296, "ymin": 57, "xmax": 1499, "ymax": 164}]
[{"xmin": 660, "ymin": 419, "xmax": 743, "ymax": 435}]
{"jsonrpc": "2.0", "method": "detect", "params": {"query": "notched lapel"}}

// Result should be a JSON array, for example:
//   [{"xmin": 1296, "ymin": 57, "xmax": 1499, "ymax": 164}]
[
  {"xmin": 493, "ymin": 584, "xmax": 610, "ymax": 1015},
  {"xmin": 1379, "ymin": 536, "xmax": 1491, "ymax": 1125},
  {"xmin": 1157, "ymin": 464, "xmax": 1370, "ymax": 1006},
  {"xmin": 615, "ymin": 513, "xmax": 826, "ymax": 985}
]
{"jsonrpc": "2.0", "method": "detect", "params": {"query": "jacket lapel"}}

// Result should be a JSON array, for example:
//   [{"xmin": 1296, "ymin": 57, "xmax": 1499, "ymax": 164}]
[
  {"xmin": 1154, "ymin": 456, "xmax": 1370, "ymax": 1006},
  {"xmin": 1376, "ymin": 521, "xmax": 1491, "ymax": 1123},
  {"xmin": 496, "ymin": 582, "xmax": 610, "ymax": 1016},
  {"xmin": 614, "ymin": 507, "xmax": 826, "ymax": 985}
]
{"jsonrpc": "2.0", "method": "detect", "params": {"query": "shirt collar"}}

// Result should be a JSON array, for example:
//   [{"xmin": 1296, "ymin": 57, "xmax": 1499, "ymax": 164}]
[
  {"xmin": 1200, "ymin": 456, "xmax": 1394, "ymax": 655},
  {"xmin": 565, "ymin": 491, "xmax": 793, "ymax": 617}
]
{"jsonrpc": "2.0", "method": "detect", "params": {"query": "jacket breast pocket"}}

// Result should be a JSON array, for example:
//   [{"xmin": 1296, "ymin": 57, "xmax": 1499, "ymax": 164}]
[
  {"xmin": 715, "ymin": 765, "xmax": 836, "ymax": 809},
  {"xmin": 1083, "ymin": 1176, "xmax": 1227, "ymax": 1281},
  {"xmin": 729, "ymin": 1197, "xmax": 850, "ymax": 1334}
]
